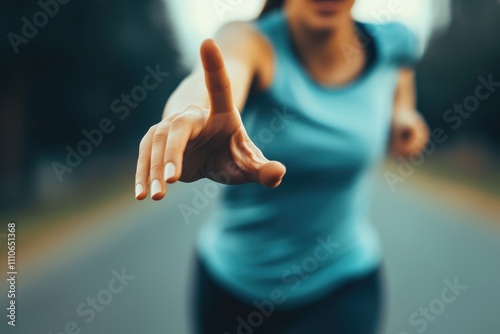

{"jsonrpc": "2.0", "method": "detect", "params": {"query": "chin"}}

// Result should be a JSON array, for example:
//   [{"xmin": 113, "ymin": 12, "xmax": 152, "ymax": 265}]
[
  {"xmin": 304, "ymin": 14, "xmax": 345, "ymax": 31},
  {"xmin": 287, "ymin": 0, "xmax": 355, "ymax": 32}
]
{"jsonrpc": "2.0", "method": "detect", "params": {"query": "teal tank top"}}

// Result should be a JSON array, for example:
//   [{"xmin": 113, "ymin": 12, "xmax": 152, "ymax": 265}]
[{"xmin": 197, "ymin": 9, "xmax": 418, "ymax": 308}]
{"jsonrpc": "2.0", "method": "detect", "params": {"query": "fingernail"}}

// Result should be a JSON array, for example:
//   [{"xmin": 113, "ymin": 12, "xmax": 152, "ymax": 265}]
[
  {"xmin": 151, "ymin": 179, "xmax": 162, "ymax": 198},
  {"xmin": 164, "ymin": 162, "xmax": 176, "ymax": 181},
  {"xmin": 135, "ymin": 184, "xmax": 143, "ymax": 198}
]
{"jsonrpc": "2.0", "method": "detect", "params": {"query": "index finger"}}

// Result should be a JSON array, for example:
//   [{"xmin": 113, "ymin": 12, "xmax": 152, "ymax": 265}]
[{"xmin": 200, "ymin": 39, "xmax": 235, "ymax": 114}]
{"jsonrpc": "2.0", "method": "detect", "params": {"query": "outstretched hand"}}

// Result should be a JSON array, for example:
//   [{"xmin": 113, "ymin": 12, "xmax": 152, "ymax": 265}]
[{"xmin": 135, "ymin": 39, "xmax": 286, "ymax": 200}]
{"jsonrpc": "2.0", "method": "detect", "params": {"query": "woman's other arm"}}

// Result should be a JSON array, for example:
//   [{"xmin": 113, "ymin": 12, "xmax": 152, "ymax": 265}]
[{"xmin": 390, "ymin": 68, "xmax": 430, "ymax": 158}]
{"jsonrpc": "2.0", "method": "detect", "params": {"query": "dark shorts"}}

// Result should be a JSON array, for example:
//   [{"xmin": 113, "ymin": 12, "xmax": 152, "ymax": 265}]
[{"xmin": 190, "ymin": 255, "xmax": 385, "ymax": 334}]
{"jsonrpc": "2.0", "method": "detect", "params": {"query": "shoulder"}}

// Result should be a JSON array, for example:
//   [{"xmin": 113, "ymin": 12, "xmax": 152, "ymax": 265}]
[
  {"xmin": 365, "ymin": 21, "xmax": 420, "ymax": 67},
  {"xmin": 215, "ymin": 21, "xmax": 274, "ymax": 89},
  {"xmin": 215, "ymin": 21, "xmax": 272, "ymax": 58},
  {"xmin": 215, "ymin": 10, "xmax": 287, "ymax": 56}
]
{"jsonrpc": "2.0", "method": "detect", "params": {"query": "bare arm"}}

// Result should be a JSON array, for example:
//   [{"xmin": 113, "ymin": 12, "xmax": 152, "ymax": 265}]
[
  {"xmin": 162, "ymin": 22, "xmax": 272, "ymax": 118},
  {"xmin": 134, "ymin": 23, "xmax": 283, "ymax": 201},
  {"xmin": 394, "ymin": 68, "xmax": 417, "ymax": 111},
  {"xmin": 390, "ymin": 68, "xmax": 429, "ymax": 157}
]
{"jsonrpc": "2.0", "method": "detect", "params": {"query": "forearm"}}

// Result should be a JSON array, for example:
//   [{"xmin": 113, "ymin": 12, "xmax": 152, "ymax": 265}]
[
  {"xmin": 393, "ymin": 68, "xmax": 417, "ymax": 114},
  {"xmin": 162, "ymin": 70, "xmax": 209, "ymax": 119},
  {"xmin": 162, "ymin": 23, "xmax": 262, "ymax": 120},
  {"xmin": 163, "ymin": 63, "xmax": 253, "ymax": 121},
  {"xmin": 164, "ymin": 59, "xmax": 255, "ymax": 118},
  {"xmin": 390, "ymin": 68, "xmax": 429, "ymax": 157}
]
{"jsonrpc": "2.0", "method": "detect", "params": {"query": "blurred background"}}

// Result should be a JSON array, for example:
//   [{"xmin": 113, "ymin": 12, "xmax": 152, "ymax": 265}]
[{"xmin": 0, "ymin": 0, "xmax": 499, "ymax": 333}]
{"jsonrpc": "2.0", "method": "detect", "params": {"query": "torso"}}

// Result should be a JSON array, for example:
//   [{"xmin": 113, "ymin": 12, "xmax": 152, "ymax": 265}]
[{"xmin": 197, "ymin": 9, "xmax": 418, "ymax": 308}]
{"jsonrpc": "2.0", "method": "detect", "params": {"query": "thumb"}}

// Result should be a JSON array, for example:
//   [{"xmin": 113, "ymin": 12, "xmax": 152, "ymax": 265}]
[
  {"xmin": 232, "ymin": 133, "xmax": 286, "ymax": 188},
  {"xmin": 257, "ymin": 161, "xmax": 286, "ymax": 188}
]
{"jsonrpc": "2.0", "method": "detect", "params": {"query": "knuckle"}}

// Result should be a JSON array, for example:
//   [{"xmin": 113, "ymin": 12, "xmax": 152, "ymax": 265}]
[
  {"xmin": 150, "ymin": 162, "xmax": 164, "ymax": 171},
  {"xmin": 183, "ymin": 104, "xmax": 206, "ymax": 115},
  {"xmin": 220, "ymin": 81, "xmax": 231, "ymax": 92},
  {"xmin": 168, "ymin": 106, "xmax": 208, "ymax": 126},
  {"xmin": 135, "ymin": 170, "xmax": 148, "ymax": 180},
  {"xmin": 170, "ymin": 116, "xmax": 190, "ymax": 128},
  {"xmin": 137, "ymin": 151, "xmax": 149, "ymax": 162},
  {"xmin": 211, "ymin": 80, "xmax": 231, "ymax": 93},
  {"xmin": 184, "ymin": 103, "xmax": 203, "ymax": 110},
  {"xmin": 152, "ymin": 131, "xmax": 168, "ymax": 144},
  {"xmin": 148, "ymin": 125, "xmax": 158, "ymax": 133},
  {"xmin": 165, "ymin": 147, "xmax": 180, "ymax": 157},
  {"xmin": 164, "ymin": 113, "xmax": 180, "ymax": 123},
  {"xmin": 139, "ymin": 138, "xmax": 147, "ymax": 150}
]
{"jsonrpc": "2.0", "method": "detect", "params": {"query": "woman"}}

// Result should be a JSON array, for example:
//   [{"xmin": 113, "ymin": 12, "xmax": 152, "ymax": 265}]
[{"xmin": 135, "ymin": 0, "xmax": 429, "ymax": 332}]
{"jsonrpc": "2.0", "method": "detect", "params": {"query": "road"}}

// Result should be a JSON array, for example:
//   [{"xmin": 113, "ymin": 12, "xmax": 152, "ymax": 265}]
[{"xmin": 1, "ymin": 173, "xmax": 500, "ymax": 334}]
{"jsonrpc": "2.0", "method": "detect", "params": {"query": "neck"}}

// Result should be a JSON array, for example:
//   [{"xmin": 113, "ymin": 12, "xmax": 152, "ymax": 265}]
[
  {"xmin": 287, "ymin": 15, "xmax": 368, "ymax": 85},
  {"xmin": 289, "ymin": 16, "xmax": 359, "ymax": 66}
]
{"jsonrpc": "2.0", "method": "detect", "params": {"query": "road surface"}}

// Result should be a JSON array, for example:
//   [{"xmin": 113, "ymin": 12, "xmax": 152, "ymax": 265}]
[{"xmin": 1, "ymin": 173, "xmax": 499, "ymax": 334}]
